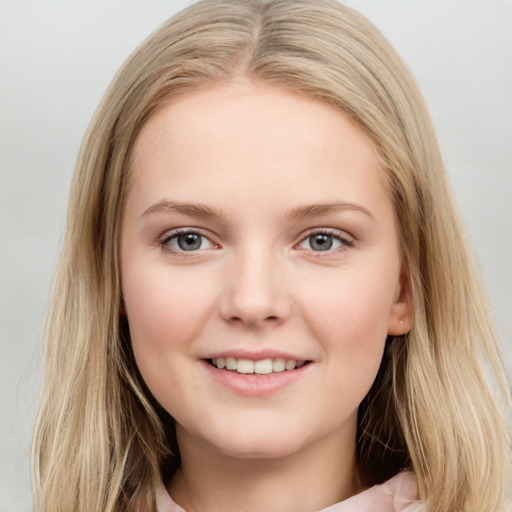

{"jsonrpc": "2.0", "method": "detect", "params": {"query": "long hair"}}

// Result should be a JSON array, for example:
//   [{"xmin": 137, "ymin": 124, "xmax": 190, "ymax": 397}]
[{"xmin": 32, "ymin": 1, "xmax": 510, "ymax": 511}]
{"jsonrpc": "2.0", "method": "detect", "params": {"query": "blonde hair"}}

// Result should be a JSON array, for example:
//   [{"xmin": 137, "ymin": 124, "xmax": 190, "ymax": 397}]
[{"xmin": 32, "ymin": 1, "xmax": 511, "ymax": 511}]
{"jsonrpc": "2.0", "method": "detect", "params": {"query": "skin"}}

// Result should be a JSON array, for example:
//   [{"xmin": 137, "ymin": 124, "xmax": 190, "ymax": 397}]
[{"xmin": 120, "ymin": 80, "xmax": 412, "ymax": 512}]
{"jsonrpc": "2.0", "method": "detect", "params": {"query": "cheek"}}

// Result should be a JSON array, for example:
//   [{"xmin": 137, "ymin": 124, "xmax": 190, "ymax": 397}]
[
  {"xmin": 299, "ymin": 261, "xmax": 397, "ymax": 372},
  {"xmin": 122, "ymin": 265, "xmax": 213, "ymax": 384}
]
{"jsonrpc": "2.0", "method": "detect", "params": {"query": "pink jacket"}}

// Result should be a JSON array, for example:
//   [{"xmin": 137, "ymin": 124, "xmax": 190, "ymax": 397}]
[{"xmin": 155, "ymin": 472, "xmax": 421, "ymax": 512}]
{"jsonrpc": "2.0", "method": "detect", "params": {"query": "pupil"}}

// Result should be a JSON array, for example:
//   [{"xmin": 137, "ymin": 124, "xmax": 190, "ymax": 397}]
[
  {"xmin": 311, "ymin": 233, "xmax": 332, "ymax": 251},
  {"xmin": 178, "ymin": 233, "xmax": 201, "ymax": 251}
]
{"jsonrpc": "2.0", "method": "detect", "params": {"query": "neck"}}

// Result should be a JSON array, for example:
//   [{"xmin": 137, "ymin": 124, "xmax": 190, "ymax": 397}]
[{"xmin": 168, "ymin": 423, "xmax": 366, "ymax": 512}]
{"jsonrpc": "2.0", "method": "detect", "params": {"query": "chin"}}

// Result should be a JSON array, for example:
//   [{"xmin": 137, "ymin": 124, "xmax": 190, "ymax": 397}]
[
  {"xmin": 202, "ymin": 426, "xmax": 311, "ymax": 461},
  {"xmin": 217, "ymin": 441, "xmax": 302, "ymax": 460}
]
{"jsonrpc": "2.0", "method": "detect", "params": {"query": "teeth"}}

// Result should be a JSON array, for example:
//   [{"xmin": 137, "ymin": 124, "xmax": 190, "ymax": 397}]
[
  {"xmin": 272, "ymin": 358, "xmax": 286, "ymax": 372},
  {"xmin": 225, "ymin": 357, "xmax": 237, "ymax": 370},
  {"xmin": 285, "ymin": 359, "xmax": 296, "ymax": 371},
  {"xmin": 254, "ymin": 359, "xmax": 273, "ymax": 374},
  {"xmin": 211, "ymin": 357, "xmax": 305, "ymax": 374},
  {"xmin": 237, "ymin": 359, "xmax": 254, "ymax": 374}
]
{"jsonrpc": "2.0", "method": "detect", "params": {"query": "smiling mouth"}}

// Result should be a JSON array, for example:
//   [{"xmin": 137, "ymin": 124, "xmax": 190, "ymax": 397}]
[{"xmin": 206, "ymin": 357, "xmax": 311, "ymax": 375}]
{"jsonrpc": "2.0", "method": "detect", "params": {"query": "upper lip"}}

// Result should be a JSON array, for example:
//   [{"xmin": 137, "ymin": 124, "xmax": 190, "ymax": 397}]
[{"xmin": 201, "ymin": 349, "xmax": 311, "ymax": 361}]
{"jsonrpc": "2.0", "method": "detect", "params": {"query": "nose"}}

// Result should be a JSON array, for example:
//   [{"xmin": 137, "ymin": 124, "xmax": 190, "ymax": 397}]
[{"xmin": 218, "ymin": 246, "xmax": 291, "ymax": 327}]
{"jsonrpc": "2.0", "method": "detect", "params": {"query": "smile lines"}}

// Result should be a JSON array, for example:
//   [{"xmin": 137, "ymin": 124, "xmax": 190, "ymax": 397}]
[{"xmin": 209, "ymin": 357, "xmax": 307, "ymax": 375}]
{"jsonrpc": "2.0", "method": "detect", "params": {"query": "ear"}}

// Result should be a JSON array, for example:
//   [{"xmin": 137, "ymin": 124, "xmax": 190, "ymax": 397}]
[{"xmin": 387, "ymin": 267, "xmax": 413, "ymax": 335}]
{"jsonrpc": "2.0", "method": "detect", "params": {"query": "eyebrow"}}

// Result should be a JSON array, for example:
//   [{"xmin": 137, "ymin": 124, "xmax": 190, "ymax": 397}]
[
  {"xmin": 142, "ymin": 199, "xmax": 373, "ymax": 221},
  {"xmin": 142, "ymin": 200, "xmax": 223, "ymax": 219},
  {"xmin": 285, "ymin": 202, "xmax": 374, "ymax": 221}
]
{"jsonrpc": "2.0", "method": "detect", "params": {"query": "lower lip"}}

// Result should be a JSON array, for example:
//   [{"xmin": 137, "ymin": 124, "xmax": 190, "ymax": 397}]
[{"xmin": 200, "ymin": 360, "xmax": 312, "ymax": 397}]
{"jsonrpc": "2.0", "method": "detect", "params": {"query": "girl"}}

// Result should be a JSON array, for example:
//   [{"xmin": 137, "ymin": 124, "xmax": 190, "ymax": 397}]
[{"xmin": 31, "ymin": 1, "xmax": 510, "ymax": 511}]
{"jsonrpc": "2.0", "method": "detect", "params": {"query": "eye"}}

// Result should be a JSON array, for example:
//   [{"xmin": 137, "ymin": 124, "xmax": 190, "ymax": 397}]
[
  {"xmin": 161, "ymin": 230, "xmax": 216, "ymax": 252},
  {"xmin": 297, "ymin": 230, "xmax": 353, "ymax": 252}
]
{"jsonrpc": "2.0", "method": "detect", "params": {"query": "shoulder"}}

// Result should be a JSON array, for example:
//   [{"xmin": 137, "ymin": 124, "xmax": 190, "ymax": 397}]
[
  {"xmin": 320, "ymin": 472, "xmax": 422, "ymax": 512},
  {"xmin": 155, "ymin": 479, "xmax": 186, "ymax": 512}
]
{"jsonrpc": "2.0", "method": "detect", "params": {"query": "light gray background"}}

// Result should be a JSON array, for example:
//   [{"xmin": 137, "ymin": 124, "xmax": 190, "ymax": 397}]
[{"xmin": 1, "ymin": 1, "xmax": 511, "ymax": 510}]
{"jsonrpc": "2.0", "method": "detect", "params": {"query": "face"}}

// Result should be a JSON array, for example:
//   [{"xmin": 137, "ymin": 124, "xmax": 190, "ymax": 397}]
[{"xmin": 120, "ymin": 81, "xmax": 411, "ymax": 460}]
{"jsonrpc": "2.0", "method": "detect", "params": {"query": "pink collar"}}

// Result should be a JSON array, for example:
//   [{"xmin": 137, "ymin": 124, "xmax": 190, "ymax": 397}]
[{"xmin": 155, "ymin": 471, "xmax": 420, "ymax": 512}]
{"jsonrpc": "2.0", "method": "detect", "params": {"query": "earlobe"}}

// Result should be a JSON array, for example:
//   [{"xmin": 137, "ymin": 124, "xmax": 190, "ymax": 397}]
[
  {"xmin": 387, "ymin": 271, "xmax": 413, "ymax": 335},
  {"xmin": 388, "ymin": 313, "xmax": 412, "ymax": 335}
]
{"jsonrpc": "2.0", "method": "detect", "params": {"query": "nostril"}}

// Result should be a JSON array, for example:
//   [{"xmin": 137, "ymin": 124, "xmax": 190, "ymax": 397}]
[
  {"xmin": 225, "ymin": 314, "xmax": 282, "ymax": 326},
  {"xmin": 218, "ymin": 282, "xmax": 291, "ymax": 327}
]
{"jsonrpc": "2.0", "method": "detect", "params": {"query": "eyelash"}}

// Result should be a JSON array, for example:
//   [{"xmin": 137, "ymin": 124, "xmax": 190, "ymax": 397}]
[
  {"xmin": 159, "ymin": 227, "xmax": 354, "ymax": 255},
  {"xmin": 160, "ymin": 228, "xmax": 217, "ymax": 254},
  {"xmin": 298, "ymin": 228, "xmax": 354, "ymax": 254}
]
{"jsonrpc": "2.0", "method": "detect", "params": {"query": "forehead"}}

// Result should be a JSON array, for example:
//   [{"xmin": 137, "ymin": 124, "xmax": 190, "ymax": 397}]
[{"xmin": 127, "ymin": 81, "xmax": 390, "ymax": 218}]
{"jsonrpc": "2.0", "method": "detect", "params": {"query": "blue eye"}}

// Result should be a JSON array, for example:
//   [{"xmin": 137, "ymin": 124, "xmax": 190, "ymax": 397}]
[
  {"xmin": 162, "ymin": 231, "xmax": 215, "ymax": 252},
  {"xmin": 298, "ymin": 231, "xmax": 351, "ymax": 252}
]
